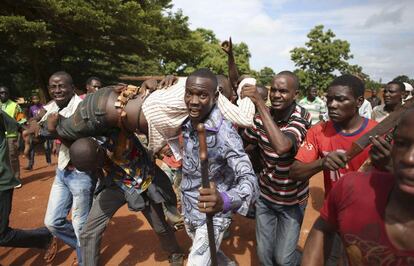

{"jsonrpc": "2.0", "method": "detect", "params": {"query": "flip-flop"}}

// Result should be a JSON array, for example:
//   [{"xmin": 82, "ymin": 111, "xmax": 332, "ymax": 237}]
[{"xmin": 44, "ymin": 236, "xmax": 58, "ymax": 263}]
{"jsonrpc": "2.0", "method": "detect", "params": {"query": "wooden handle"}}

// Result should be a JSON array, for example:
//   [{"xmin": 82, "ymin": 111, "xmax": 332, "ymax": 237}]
[{"xmin": 197, "ymin": 123, "xmax": 208, "ymax": 161}]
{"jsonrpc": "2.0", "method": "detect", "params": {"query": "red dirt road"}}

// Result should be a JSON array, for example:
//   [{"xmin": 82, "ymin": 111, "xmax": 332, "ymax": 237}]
[{"xmin": 0, "ymin": 154, "xmax": 325, "ymax": 265}]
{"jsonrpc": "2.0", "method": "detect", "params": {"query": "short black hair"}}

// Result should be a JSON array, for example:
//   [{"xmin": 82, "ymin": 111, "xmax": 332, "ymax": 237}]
[
  {"xmin": 307, "ymin": 85, "xmax": 317, "ymax": 91},
  {"xmin": 256, "ymin": 84, "xmax": 268, "ymax": 96},
  {"xmin": 277, "ymin": 71, "xmax": 299, "ymax": 90},
  {"xmin": 0, "ymin": 86, "xmax": 9, "ymax": 94},
  {"xmin": 387, "ymin": 80, "xmax": 405, "ymax": 92},
  {"xmin": 86, "ymin": 76, "xmax": 101, "ymax": 85},
  {"xmin": 329, "ymin": 74, "xmax": 365, "ymax": 98},
  {"xmin": 50, "ymin": 71, "xmax": 73, "ymax": 84},
  {"xmin": 188, "ymin": 68, "xmax": 218, "ymax": 89}
]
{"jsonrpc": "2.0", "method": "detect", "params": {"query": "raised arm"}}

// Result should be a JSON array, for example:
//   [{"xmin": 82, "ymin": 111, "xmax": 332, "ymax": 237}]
[
  {"xmin": 242, "ymin": 85, "xmax": 294, "ymax": 155},
  {"xmin": 221, "ymin": 37, "xmax": 239, "ymax": 91}
]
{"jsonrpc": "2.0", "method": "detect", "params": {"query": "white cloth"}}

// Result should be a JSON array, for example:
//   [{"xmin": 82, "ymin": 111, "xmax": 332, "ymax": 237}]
[
  {"xmin": 359, "ymin": 99, "xmax": 372, "ymax": 119},
  {"xmin": 142, "ymin": 77, "xmax": 256, "ymax": 156},
  {"xmin": 40, "ymin": 95, "xmax": 83, "ymax": 170}
]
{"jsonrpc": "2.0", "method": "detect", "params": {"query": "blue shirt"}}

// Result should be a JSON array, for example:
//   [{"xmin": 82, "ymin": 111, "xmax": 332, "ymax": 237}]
[{"xmin": 181, "ymin": 105, "xmax": 259, "ymax": 226}]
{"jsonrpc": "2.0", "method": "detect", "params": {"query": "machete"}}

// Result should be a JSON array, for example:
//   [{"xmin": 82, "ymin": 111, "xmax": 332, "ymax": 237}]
[{"xmin": 346, "ymin": 96, "xmax": 414, "ymax": 160}]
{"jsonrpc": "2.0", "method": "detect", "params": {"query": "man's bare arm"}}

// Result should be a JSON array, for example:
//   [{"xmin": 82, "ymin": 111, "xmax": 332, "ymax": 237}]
[
  {"xmin": 242, "ymin": 85, "xmax": 293, "ymax": 154},
  {"xmin": 291, "ymin": 151, "xmax": 348, "ymax": 181},
  {"xmin": 221, "ymin": 38, "xmax": 239, "ymax": 91},
  {"xmin": 290, "ymin": 159, "xmax": 324, "ymax": 181},
  {"xmin": 302, "ymin": 217, "xmax": 336, "ymax": 266}
]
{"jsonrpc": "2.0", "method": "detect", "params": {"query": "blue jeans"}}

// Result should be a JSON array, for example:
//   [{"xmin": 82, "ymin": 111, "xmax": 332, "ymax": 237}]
[
  {"xmin": 44, "ymin": 168, "xmax": 96, "ymax": 264},
  {"xmin": 256, "ymin": 196, "xmax": 307, "ymax": 266}
]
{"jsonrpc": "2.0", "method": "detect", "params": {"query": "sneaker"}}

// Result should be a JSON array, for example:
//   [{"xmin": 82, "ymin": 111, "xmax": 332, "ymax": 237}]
[
  {"xmin": 169, "ymin": 253, "xmax": 184, "ymax": 266},
  {"xmin": 43, "ymin": 236, "xmax": 58, "ymax": 263},
  {"xmin": 14, "ymin": 184, "xmax": 22, "ymax": 189}
]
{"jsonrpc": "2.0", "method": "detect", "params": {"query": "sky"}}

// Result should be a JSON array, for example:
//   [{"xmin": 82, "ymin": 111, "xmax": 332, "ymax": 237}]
[{"xmin": 171, "ymin": 0, "xmax": 414, "ymax": 82}]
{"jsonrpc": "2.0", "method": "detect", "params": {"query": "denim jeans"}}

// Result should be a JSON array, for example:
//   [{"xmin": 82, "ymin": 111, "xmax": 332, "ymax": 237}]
[
  {"xmin": 185, "ymin": 217, "xmax": 235, "ymax": 266},
  {"xmin": 44, "ymin": 168, "xmax": 96, "ymax": 264},
  {"xmin": 256, "ymin": 196, "xmax": 307, "ymax": 266}
]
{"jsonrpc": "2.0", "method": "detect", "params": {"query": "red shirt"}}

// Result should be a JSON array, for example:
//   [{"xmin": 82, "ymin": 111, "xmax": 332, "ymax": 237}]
[
  {"xmin": 320, "ymin": 170, "xmax": 414, "ymax": 265},
  {"xmin": 295, "ymin": 118, "xmax": 377, "ymax": 195}
]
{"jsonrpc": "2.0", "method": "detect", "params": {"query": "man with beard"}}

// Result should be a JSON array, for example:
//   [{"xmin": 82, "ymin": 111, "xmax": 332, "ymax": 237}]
[
  {"xmin": 42, "ymin": 71, "xmax": 96, "ymax": 265},
  {"xmin": 301, "ymin": 107, "xmax": 414, "ymax": 265}
]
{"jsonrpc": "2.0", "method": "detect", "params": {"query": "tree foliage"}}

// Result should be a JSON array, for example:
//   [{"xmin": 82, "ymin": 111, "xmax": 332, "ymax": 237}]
[
  {"xmin": 0, "ymin": 1, "xmax": 255, "ymax": 100},
  {"xmin": 0, "ymin": 0, "xmax": 202, "ymax": 98},
  {"xmin": 392, "ymin": 75, "xmax": 414, "ymax": 86},
  {"xmin": 252, "ymin": 66, "xmax": 275, "ymax": 86},
  {"xmin": 290, "ymin": 25, "xmax": 365, "ymax": 93}
]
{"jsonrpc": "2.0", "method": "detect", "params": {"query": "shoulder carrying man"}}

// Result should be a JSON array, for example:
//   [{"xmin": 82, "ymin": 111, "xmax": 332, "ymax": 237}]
[
  {"xmin": 42, "ymin": 71, "xmax": 96, "ymax": 265},
  {"xmin": 181, "ymin": 68, "xmax": 259, "ymax": 265}
]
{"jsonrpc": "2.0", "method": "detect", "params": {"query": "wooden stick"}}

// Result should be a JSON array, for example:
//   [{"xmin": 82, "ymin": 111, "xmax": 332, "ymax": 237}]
[{"xmin": 197, "ymin": 123, "xmax": 218, "ymax": 266}]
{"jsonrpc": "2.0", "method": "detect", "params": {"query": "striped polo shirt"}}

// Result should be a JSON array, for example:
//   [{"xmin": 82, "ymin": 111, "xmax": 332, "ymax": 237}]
[
  {"xmin": 243, "ymin": 102, "xmax": 311, "ymax": 205},
  {"xmin": 298, "ymin": 96, "xmax": 326, "ymax": 125}
]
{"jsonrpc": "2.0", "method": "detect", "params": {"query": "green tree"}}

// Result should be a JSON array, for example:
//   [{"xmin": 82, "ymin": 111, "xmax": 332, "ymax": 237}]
[
  {"xmin": 0, "ymin": 0, "xmax": 202, "ymax": 99},
  {"xmin": 253, "ymin": 67, "xmax": 275, "ymax": 86},
  {"xmin": 176, "ymin": 29, "xmax": 252, "ymax": 76},
  {"xmin": 392, "ymin": 75, "xmax": 414, "ymax": 85},
  {"xmin": 290, "ymin": 25, "xmax": 364, "ymax": 93}
]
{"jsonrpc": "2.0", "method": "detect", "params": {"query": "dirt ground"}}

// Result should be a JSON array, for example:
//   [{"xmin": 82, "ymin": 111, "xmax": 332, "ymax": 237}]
[{"xmin": 0, "ymin": 153, "xmax": 325, "ymax": 266}]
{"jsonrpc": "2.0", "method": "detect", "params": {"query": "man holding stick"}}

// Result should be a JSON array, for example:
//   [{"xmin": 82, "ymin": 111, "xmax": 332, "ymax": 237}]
[{"xmin": 181, "ymin": 68, "xmax": 258, "ymax": 265}]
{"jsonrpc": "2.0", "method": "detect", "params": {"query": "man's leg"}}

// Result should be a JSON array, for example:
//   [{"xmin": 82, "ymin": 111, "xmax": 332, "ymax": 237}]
[
  {"xmin": 26, "ymin": 139, "xmax": 35, "ymax": 170},
  {"xmin": 185, "ymin": 217, "xmax": 231, "ymax": 266},
  {"xmin": 0, "ymin": 189, "xmax": 52, "ymax": 248},
  {"xmin": 66, "ymin": 169, "xmax": 96, "ymax": 264},
  {"xmin": 44, "ymin": 169, "xmax": 77, "ymax": 249},
  {"xmin": 255, "ymin": 197, "xmax": 277, "ymax": 266},
  {"xmin": 273, "ymin": 202, "xmax": 307, "ymax": 266},
  {"xmin": 80, "ymin": 185, "xmax": 126, "ymax": 266},
  {"xmin": 45, "ymin": 139, "xmax": 52, "ymax": 165},
  {"xmin": 142, "ymin": 201, "xmax": 182, "ymax": 255},
  {"xmin": 7, "ymin": 137, "xmax": 20, "ymax": 181}
]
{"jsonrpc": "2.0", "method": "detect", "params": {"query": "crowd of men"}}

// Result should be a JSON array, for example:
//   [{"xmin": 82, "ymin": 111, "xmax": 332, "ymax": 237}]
[{"xmin": 0, "ymin": 38, "xmax": 414, "ymax": 266}]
